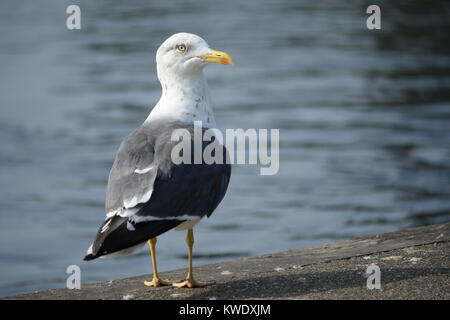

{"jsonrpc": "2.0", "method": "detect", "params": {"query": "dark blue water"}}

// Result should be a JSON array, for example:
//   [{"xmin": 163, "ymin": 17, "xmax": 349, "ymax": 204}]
[{"xmin": 1, "ymin": 0, "xmax": 449, "ymax": 297}]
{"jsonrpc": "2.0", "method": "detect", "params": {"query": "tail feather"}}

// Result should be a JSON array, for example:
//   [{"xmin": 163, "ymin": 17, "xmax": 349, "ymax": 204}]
[{"xmin": 83, "ymin": 216, "xmax": 183, "ymax": 261}]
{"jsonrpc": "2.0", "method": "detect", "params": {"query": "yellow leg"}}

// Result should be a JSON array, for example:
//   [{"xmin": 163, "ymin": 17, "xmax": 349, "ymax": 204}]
[
  {"xmin": 173, "ymin": 229, "xmax": 215, "ymax": 288},
  {"xmin": 144, "ymin": 238, "xmax": 173, "ymax": 287}
]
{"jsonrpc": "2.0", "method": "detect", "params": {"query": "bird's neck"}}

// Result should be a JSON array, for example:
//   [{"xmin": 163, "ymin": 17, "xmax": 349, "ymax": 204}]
[{"xmin": 145, "ymin": 71, "xmax": 216, "ymax": 127}]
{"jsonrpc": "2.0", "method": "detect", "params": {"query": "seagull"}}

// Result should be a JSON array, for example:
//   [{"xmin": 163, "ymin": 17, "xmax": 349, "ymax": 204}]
[{"xmin": 84, "ymin": 33, "xmax": 233, "ymax": 288}]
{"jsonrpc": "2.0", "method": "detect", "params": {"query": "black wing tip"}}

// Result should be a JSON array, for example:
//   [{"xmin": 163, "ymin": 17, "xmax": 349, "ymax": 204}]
[{"xmin": 83, "ymin": 254, "xmax": 95, "ymax": 261}]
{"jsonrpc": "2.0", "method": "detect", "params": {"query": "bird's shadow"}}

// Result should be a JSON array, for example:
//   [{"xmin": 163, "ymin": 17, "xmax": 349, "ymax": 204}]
[{"xmin": 187, "ymin": 267, "xmax": 449, "ymax": 299}]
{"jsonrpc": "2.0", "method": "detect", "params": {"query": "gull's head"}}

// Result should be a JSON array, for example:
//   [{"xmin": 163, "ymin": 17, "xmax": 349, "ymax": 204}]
[{"xmin": 156, "ymin": 33, "xmax": 233, "ymax": 79}]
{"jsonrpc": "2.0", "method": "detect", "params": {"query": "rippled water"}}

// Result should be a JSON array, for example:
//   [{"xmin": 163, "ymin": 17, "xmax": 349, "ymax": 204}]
[{"xmin": 0, "ymin": 0, "xmax": 449, "ymax": 297}]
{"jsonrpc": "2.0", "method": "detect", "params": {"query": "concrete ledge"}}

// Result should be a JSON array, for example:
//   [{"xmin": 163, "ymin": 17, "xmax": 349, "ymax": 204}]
[{"xmin": 4, "ymin": 222, "xmax": 449, "ymax": 300}]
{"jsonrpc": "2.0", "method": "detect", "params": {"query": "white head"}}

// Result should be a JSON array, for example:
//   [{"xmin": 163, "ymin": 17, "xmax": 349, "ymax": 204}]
[
  {"xmin": 156, "ymin": 32, "xmax": 233, "ymax": 81},
  {"xmin": 147, "ymin": 33, "xmax": 233, "ymax": 127}
]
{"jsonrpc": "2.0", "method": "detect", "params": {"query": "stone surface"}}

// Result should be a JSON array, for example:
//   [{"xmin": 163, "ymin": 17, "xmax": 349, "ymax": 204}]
[{"xmin": 4, "ymin": 222, "xmax": 449, "ymax": 300}]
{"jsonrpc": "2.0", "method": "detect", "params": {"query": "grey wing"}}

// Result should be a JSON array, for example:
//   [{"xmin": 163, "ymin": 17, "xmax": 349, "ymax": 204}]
[
  {"xmin": 84, "ymin": 127, "xmax": 162, "ymax": 260},
  {"xmin": 105, "ymin": 127, "xmax": 157, "ymax": 215}
]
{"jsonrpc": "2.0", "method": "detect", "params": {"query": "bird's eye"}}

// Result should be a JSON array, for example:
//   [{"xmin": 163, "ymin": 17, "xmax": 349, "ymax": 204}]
[{"xmin": 176, "ymin": 44, "xmax": 187, "ymax": 52}]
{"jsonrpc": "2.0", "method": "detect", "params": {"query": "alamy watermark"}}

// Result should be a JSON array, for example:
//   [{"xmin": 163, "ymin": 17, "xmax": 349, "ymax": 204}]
[
  {"xmin": 67, "ymin": 5, "xmax": 381, "ymax": 31},
  {"xmin": 366, "ymin": 5, "xmax": 381, "ymax": 30},
  {"xmin": 66, "ymin": 265, "xmax": 81, "ymax": 289},
  {"xmin": 170, "ymin": 121, "xmax": 279, "ymax": 175},
  {"xmin": 66, "ymin": 5, "xmax": 81, "ymax": 30},
  {"xmin": 366, "ymin": 263, "xmax": 381, "ymax": 290}
]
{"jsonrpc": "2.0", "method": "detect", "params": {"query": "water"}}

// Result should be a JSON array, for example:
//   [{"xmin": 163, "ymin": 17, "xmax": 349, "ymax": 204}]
[{"xmin": 1, "ymin": 0, "xmax": 449, "ymax": 297}]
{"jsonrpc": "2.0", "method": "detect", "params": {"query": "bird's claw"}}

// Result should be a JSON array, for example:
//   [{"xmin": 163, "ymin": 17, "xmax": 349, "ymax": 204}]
[
  {"xmin": 173, "ymin": 278, "xmax": 215, "ymax": 288},
  {"xmin": 144, "ymin": 278, "xmax": 174, "ymax": 287}
]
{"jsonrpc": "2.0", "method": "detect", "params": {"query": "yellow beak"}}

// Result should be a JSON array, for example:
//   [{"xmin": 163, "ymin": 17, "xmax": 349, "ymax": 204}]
[{"xmin": 200, "ymin": 49, "xmax": 234, "ymax": 65}]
